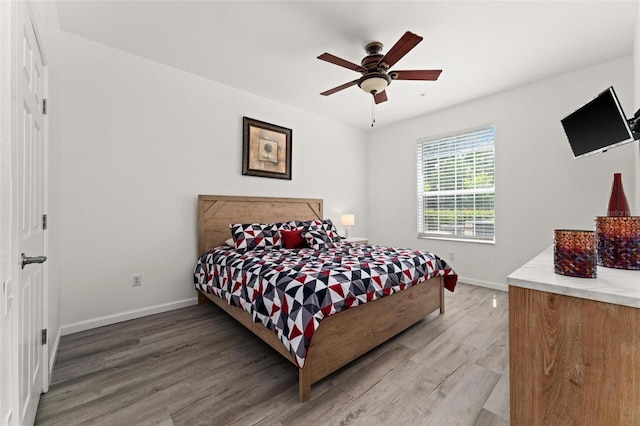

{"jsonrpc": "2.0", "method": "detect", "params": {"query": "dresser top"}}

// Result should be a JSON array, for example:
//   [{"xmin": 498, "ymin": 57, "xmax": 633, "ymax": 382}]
[{"xmin": 507, "ymin": 246, "xmax": 640, "ymax": 308}]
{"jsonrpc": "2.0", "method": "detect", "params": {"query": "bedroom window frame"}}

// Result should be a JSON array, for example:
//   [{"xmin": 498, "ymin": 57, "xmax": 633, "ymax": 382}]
[{"xmin": 416, "ymin": 124, "xmax": 496, "ymax": 243}]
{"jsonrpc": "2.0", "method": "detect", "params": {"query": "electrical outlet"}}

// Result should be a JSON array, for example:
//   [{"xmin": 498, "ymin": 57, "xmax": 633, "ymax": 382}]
[
  {"xmin": 449, "ymin": 252, "xmax": 455, "ymax": 261},
  {"xmin": 132, "ymin": 274, "xmax": 142, "ymax": 287}
]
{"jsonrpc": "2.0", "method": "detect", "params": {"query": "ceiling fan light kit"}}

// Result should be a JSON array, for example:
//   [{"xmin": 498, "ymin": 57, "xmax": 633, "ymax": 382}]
[
  {"xmin": 358, "ymin": 73, "xmax": 391, "ymax": 95},
  {"xmin": 318, "ymin": 30, "xmax": 442, "ymax": 108}
]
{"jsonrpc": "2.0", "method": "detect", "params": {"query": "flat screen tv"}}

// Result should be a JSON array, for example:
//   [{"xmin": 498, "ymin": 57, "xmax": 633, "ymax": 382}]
[{"xmin": 561, "ymin": 86, "xmax": 636, "ymax": 159}]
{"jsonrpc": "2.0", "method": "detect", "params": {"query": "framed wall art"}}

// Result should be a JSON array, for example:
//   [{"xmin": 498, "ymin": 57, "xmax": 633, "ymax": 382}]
[{"xmin": 242, "ymin": 117, "xmax": 292, "ymax": 180}]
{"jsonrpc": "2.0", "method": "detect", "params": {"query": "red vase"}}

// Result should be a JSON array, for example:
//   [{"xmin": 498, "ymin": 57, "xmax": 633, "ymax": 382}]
[{"xmin": 607, "ymin": 173, "xmax": 631, "ymax": 216}]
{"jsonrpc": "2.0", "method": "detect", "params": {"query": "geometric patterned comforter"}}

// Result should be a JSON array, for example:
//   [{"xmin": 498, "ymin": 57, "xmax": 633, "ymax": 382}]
[{"xmin": 193, "ymin": 242, "xmax": 457, "ymax": 368}]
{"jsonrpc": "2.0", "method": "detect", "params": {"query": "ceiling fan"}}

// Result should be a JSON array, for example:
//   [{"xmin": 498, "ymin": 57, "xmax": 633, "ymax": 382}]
[{"xmin": 318, "ymin": 31, "xmax": 442, "ymax": 104}]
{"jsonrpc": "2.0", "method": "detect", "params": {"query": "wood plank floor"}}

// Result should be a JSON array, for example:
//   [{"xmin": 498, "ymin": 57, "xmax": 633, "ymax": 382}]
[{"xmin": 35, "ymin": 283, "xmax": 509, "ymax": 425}]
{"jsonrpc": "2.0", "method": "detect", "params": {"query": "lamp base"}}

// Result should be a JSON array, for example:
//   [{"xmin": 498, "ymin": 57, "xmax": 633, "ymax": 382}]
[{"xmin": 344, "ymin": 227, "xmax": 351, "ymax": 238}]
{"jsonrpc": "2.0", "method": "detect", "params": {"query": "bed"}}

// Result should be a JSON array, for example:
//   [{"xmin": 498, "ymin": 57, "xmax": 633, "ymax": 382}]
[{"xmin": 194, "ymin": 194, "xmax": 457, "ymax": 401}]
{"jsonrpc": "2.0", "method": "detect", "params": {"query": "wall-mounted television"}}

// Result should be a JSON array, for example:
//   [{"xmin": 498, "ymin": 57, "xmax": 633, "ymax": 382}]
[{"xmin": 561, "ymin": 86, "xmax": 637, "ymax": 159}]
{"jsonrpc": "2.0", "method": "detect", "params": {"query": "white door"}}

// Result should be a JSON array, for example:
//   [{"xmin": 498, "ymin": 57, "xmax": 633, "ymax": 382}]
[{"xmin": 14, "ymin": 4, "xmax": 47, "ymax": 425}]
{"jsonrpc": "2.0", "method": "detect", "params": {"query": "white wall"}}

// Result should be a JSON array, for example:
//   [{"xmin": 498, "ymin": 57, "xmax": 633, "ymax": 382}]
[
  {"xmin": 31, "ymin": 0, "xmax": 640, "ymax": 346},
  {"xmin": 56, "ymin": 32, "xmax": 368, "ymax": 332},
  {"xmin": 367, "ymin": 56, "xmax": 637, "ymax": 289}
]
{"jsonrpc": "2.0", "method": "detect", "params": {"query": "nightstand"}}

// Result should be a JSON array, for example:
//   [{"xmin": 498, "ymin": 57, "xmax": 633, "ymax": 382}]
[{"xmin": 344, "ymin": 237, "xmax": 368, "ymax": 244}]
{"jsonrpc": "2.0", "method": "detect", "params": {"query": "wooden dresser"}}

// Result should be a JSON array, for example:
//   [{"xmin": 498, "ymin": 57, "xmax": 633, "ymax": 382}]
[{"xmin": 507, "ymin": 247, "xmax": 640, "ymax": 425}]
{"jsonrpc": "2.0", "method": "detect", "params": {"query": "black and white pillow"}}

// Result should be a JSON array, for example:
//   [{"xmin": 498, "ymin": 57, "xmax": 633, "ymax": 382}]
[
  {"xmin": 288, "ymin": 219, "xmax": 339, "ymax": 234},
  {"xmin": 320, "ymin": 218, "xmax": 339, "ymax": 234},
  {"xmin": 303, "ymin": 229, "xmax": 340, "ymax": 250},
  {"xmin": 229, "ymin": 223, "xmax": 282, "ymax": 251}
]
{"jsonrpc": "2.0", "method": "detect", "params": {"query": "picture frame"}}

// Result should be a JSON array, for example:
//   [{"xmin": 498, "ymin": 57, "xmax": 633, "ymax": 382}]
[{"xmin": 242, "ymin": 117, "xmax": 292, "ymax": 180}]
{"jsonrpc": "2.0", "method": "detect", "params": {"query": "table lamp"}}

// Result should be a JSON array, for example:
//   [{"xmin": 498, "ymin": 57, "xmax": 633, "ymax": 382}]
[{"xmin": 341, "ymin": 214, "xmax": 355, "ymax": 238}]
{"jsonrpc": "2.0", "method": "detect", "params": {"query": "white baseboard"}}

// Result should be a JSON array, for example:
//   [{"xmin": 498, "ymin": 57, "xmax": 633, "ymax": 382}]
[
  {"xmin": 49, "ymin": 326, "xmax": 61, "ymax": 377},
  {"xmin": 458, "ymin": 276, "xmax": 508, "ymax": 292},
  {"xmin": 61, "ymin": 297, "xmax": 198, "ymax": 336},
  {"xmin": 58, "ymin": 279, "xmax": 505, "ymax": 336}
]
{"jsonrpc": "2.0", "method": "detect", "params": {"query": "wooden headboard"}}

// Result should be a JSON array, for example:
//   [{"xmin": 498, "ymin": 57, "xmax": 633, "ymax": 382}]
[{"xmin": 197, "ymin": 195, "xmax": 323, "ymax": 255}]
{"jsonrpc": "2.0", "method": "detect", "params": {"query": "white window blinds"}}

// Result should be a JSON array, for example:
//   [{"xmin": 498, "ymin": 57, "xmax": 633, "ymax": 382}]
[{"xmin": 417, "ymin": 125, "xmax": 495, "ymax": 242}]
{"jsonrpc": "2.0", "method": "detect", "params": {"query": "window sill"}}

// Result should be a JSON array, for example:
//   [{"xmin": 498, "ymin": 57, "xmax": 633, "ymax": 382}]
[{"xmin": 417, "ymin": 235, "xmax": 495, "ymax": 245}]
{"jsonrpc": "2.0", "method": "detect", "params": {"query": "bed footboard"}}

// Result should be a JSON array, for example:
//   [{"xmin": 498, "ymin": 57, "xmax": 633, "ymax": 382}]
[
  {"xmin": 197, "ymin": 276, "xmax": 443, "ymax": 402},
  {"xmin": 298, "ymin": 276, "xmax": 443, "ymax": 401}
]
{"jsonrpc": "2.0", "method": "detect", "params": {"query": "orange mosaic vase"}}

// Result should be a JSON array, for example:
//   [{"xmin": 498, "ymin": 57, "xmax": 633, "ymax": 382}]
[
  {"xmin": 553, "ymin": 229, "xmax": 597, "ymax": 278},
  {"xmin": 595, "ymin": 216, "xmax": 640, "ymax": 270}
]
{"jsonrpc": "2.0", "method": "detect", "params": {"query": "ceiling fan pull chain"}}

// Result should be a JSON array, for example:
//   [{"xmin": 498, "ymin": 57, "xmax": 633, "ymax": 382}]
[{"xmin": 371, "ymin": 97, "xmax": 376, "ymax": 127}]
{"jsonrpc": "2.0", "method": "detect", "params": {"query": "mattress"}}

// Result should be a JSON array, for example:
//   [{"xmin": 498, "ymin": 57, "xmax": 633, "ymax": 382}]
[{"xmin": 194, "ymin": 242, "xmax": 457, "ymax": 367}]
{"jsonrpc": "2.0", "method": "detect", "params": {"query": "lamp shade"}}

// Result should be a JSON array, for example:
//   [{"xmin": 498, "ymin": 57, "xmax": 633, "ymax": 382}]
[
  {"xmin": 341, "ymin": 214, "xmax": 355, "ymax": 227},
  {"xmin": 358, "ymin": 74, "xmax": 390, "ymax": 95}
]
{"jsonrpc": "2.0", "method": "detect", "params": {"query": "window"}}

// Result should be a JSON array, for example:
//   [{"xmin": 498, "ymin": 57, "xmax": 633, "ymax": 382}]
[{"xmin": 417, "ymin": 125, "xmax": 495, "ymax": 242}]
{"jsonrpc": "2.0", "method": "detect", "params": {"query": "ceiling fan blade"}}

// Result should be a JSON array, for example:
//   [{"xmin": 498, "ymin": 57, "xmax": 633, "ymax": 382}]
[
  {"xmin": 318, "ymin": 53, "xmax": 366, "ymax": 73},
  {"xmin": 320, "ymin": 79, "xmax": 358, "ymax": 96},
  {"xmin": 391, "ymin": 70, "xmax": 442, "ymax": 81},
  {"xmin": 374, "ymin": 90, "xmax": 388, "ymax": 104},
  {"xmin": 379, "ymin": 31, "xmax": 423, "ymax": 69}
]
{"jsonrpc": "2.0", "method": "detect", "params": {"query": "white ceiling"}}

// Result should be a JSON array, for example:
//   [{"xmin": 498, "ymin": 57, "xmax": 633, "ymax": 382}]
[{"xmin": 55, "ymin": 0, "xmax": 639, "ymax": 130}]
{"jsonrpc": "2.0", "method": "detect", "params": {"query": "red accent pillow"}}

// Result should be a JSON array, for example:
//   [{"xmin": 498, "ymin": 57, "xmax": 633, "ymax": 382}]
[{"xmin": 281, "ymin": 230, "xmax": 306, "ymax": 249}]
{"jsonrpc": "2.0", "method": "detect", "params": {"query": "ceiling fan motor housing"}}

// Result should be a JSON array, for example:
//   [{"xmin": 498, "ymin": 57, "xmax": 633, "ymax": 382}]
[
  {"xmin": 359, "ymin": 41, "xmax": 391, "ymax": 94},
  {"xmin": 362, "ymin": 42, "xmax": 387, "ymax": 69}
]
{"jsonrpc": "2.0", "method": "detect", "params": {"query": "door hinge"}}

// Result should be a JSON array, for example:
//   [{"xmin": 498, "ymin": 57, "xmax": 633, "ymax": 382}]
[
  {"xmin": 43, "ymin": 214, "xmax": 47, "ymax": 230},
  {"xmin": 43, "ymin": 98, "xmax": 48, "ymax": 115},
  {"xmin": 42, "ymin": 329, "xmax": 47, "ymax": 345}
]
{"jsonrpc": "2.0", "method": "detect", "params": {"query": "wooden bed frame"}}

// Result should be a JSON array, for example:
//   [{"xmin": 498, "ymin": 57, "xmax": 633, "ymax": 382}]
[{"xmin": 196, "ymin": 194, "xmax": 445, "ymax": 402}]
